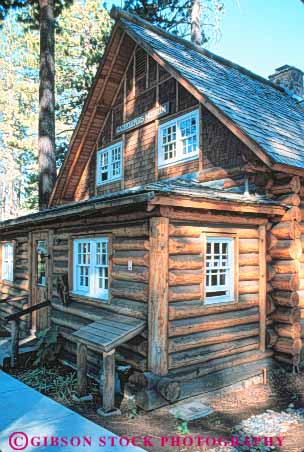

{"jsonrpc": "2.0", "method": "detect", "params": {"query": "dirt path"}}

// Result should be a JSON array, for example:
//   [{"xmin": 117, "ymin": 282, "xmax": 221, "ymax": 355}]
[{"xmin": 8, "ymin": 366, "xmax": 304, "ymax": 452}]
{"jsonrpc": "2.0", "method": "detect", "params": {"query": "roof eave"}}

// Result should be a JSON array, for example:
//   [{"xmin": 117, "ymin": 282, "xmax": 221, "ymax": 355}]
[{"xmin": 49, "ymin": 21, "xmax": 122, "ymax": 207}]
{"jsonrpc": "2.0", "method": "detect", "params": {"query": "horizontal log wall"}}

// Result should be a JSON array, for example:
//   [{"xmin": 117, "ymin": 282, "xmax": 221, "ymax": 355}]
[
  {"xmin": 167, "ymin": 220, "xmax": 264, "ymax": 371},
  {"xmin": 0, "ymin": 234, "xmax": 30, "ymax": 335},
  {"xmin": 268, "ymin": 173, "xmax": 303, "ymax": 366},
  {"xmin": 51, "ymin": 219, "xmax": 150, "ymax": 371}
]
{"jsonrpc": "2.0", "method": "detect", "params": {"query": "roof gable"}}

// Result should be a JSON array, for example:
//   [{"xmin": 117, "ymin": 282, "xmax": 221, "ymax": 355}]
[
  {"xmin": 116, "ymin": 9, "xmax": 304, "ymax": 172},
  {"xmin": 51, "ymin": 8, "xmax": 304, "ymax": 206},
  {"xmin": 50, "ymin": 26, "xmax": 136, "ymax": 205}
]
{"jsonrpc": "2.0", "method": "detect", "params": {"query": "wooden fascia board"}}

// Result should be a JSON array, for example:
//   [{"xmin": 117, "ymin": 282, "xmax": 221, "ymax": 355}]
[
  {"xmin": 0, "ymin": 192, "xmax": 155, "ymax": 232},
  {"xmin": 59, "ymin": 29, "xmax": 127, "ymax": 201},
  {"xmin": 272, "ymin": 163, "xmax": 304, "ymax": 177},
  {"xmin": 49, "ymin": 23, "xmax": 122, "ymax": 206},
  {"xmin": 122, "ymin": 24, "xmax": 274, "ymax": 170},
  {"xmin": 148, "ymin": 195, "xmax": 286, "ymax": 216}
]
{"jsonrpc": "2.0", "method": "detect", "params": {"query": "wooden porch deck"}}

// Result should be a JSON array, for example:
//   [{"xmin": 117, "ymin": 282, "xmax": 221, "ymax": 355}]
[{"xmin": 0, "ymin": 370, "xmax": 144, "ymax": 452}]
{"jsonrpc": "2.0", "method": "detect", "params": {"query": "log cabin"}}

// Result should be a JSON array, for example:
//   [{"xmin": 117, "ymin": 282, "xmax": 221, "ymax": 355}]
[{"xmin": 0, "ymin": 8, "xmax": 304, "ymax": 411}]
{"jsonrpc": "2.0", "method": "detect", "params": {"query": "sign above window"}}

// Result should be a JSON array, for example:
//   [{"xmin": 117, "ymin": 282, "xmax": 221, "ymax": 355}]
[{"xmin": 115, "ymin": 102, "xmax": 170, "ymax": 135}]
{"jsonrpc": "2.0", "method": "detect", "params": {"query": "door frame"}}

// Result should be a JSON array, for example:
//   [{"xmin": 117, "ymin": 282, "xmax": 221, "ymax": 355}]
[{"xmin": 30, "ymin": 229, "xmax": 53, "ymax": 332}]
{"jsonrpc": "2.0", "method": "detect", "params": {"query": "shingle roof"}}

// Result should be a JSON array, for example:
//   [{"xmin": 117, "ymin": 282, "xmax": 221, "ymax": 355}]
[
  {"xmin": 118, "ymin": 13, "xmax": 304, "ymax": 170},
  {"xmin": 0, "ymin": 176, "xmax": 284, "ymax": 230}
]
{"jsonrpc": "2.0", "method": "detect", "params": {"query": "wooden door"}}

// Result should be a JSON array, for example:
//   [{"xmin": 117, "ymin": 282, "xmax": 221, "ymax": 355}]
[{"xmin": 31, "ymin": 231, "xmax": 51, "ymax": 332}]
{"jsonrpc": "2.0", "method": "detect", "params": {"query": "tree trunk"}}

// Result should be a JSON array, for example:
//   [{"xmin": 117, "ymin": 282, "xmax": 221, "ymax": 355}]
[
  {"xmin": 39, "ymin": 0, "xmax": 56, "ymax": 210},
  {"xmin": 191, "ymin": 0, "xmax": 203, "ymax": 45}
]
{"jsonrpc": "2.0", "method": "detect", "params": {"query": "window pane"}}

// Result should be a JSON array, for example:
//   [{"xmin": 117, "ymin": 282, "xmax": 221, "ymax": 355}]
[
  {"xmin": 100, "ymin": 151, "xmax": 109, "ymax": 181},
  {"xmin": 111, "ymin": 145, "xmax": 121, "ymax": 177},
  {"xmin": 95, "ymin": 240, "xmax": 109, "ymax": 295},
  {"xmin": 162, "ymin": 124, "xmax": 177, "ymax": 161},
  {"xmin": 37, "ymin": 240, "xmax": 46, "ymax": 286},
  {"xmin": 74, "ymin": 238, "xmax": 109, "ymax": 300},
  {"xmin": 205, "ymin": 238, "xmax": 233, "ymax": 301},
  {"xmin": 2, "ymin": 243, "xmax": 14, "ymax": 281},
  {"xmin": 180, "ymin": 115, "xmax": 197, "ymax": 155},
  {"xmin": 97, "ymin": 143, "xmax": 122, "ymax": 185}
]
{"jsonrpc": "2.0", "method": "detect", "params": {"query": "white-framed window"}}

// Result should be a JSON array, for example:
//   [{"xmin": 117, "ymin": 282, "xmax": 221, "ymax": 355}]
[
  {"xmin": 205, "ymin": 237, "xmax": 234, "ymax": 304},
  {"xmin": 96, "ymin": 142, "xmax": 122, "ymax": 186},
  {"xmin": 158, "ymin": 109, "xmax": 199, "ymax": 168},
  {"xmin": 73, "ymin": 237, "xmax": 109, "ymax": 301},
  {"xmin": 2, "ymin": 242, "xmax": 14, "ymax": 282}
]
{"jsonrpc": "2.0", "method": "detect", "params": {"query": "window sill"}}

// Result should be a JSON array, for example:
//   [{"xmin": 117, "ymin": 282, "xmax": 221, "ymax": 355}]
[
  {"xmin": 70, "ymin": 292, "xmax": 109, "ymax": 304},
  {"xmin": 158, "ymin": 154, "xmax": 199, "ymax": 169},
  {"xmin": 96, "ymin": 177, "xmax": 121, "ymax": 188},
  {"xmin": 204, "ymin": 297, "xmax": 236, "ymax": 305},
  {"xmin": 1, "ymin": 279, "xmax": 14, "ymax": 286}
]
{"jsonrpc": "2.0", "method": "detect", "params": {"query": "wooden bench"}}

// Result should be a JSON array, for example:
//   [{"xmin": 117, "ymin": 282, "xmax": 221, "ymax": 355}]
[{"xmin": 72, "ymin": 312, "xmax": 145, "ymax": 416}]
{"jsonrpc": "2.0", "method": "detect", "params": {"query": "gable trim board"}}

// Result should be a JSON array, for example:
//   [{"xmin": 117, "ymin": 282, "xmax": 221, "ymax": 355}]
[
  {"xmin": 50, "ymin": 27, "xmax": 135, "ymax": 206},
  {"xmin": 50, "ymin": 8, "xmax": 304, "ymax": 206}
]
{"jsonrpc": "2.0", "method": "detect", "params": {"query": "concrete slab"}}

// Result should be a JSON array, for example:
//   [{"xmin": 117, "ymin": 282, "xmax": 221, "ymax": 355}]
[
  {"xmin": 170, "ymin": 400, "xmax": 213, "ymax": 421},
  {"xmin": 0, "ymin": 371, "xmax": 145, "ymax": 452}
]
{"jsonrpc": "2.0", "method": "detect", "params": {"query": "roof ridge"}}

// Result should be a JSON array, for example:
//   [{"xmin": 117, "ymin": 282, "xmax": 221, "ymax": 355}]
[{"xmin": 111, "ymin": 6, "xmax": 286, "ymax": 96}]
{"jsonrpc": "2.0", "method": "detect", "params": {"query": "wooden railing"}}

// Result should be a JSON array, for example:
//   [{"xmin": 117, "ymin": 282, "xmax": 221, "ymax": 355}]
[
  {"xmin": 0, "ymin": 295, "xmax": 29, "ymax": 305},
  {"xmin": 4, "ymin": 300, "xmax": 51, "ymax": 367}
]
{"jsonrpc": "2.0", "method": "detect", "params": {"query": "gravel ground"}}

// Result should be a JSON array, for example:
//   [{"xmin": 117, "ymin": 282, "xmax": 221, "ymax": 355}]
[{"xmin": 238, "ymin": 407, "xmax": 304, "ymax": 436}]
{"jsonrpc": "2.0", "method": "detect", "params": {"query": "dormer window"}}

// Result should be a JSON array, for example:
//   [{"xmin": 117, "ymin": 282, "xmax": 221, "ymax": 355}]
[
  {"xmin": 158, "ymin": 109, "xmax": 199, "ymax": 168},
  {"xmin": 96, "ymin": 142, "xmax": 122, "ymax": 186}
]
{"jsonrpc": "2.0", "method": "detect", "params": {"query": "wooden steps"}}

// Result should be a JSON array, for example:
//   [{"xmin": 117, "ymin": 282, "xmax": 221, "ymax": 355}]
[{"xmin": 0, "ymin": 334, "xmax": 38, "ymax": 367}]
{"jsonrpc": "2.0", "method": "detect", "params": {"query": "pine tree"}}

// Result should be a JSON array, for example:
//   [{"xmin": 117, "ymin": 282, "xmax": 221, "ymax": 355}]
[
  {"xmin": 124, "ymin": 0, "xmax": 224, "ymax": 43},
  {"xmin": 0, "ymin": 1, "xmax": 111, "ymax": 218},
  {"xmin": 0, "ymin": 0, "xmax": 73, "ymax": 210}
]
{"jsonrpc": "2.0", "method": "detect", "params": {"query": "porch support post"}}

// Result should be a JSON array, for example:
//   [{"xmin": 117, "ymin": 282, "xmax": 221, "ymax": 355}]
[
  {"xmin": 102, "ymin": 349, "xmax": 115, "ymax": 413},
  {"xmin": 76, "ymin": 343, "xmax": 88, "ymax": 397},
  {"xmin": 10, "ymin": 319, "xmax": 20, "ymax": 368},
  {"xmin": 148, "ymin": 217, "xmax": 169, "ymax": 376}
]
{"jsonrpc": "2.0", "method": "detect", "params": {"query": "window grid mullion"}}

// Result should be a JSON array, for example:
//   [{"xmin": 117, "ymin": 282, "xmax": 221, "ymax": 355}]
[
  {"xmin": 108, "ymin": 149, "xmax": 113, "ymax": 180},
  {"xmin": 176, "ymin": 118, "xmax": 181, "ymax": 160}
]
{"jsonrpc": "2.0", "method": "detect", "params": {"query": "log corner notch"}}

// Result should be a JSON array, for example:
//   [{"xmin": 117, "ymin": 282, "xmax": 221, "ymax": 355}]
[
  {"xmin": 148, "ymin": 217, "xmax": 169, "ymax": 376},
  {"xmin": 267, "ymin": 173, "xmax": 303, "ymax": 371}
]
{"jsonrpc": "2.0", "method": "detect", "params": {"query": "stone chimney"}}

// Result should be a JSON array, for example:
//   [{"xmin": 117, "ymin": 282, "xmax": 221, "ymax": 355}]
[{"xmin": 269, "ymin": 65, "xmax": 303, "ymax": 98}]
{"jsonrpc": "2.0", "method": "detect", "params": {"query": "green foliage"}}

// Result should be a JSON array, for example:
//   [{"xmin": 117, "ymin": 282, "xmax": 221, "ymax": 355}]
[
  {"xmin": 127, "ymin": 394, "xmax": 138, "ymax": 418},
  {"xmin": 0, "ymin": 1, "xmax": 27, "ymax": 21},
  {"xmin": 176, "ymin": 420, "xmax": 190, "ymax": 435},
  {"xmin": 173, "ymin": 410, "xmax": 190, "ymax": 435},
  {"xmin": 34, "ymin": 326, "xmax": 61, "ymax": 366},
  {"xmin": 15, "ymin": 366, "xmax": 78, "ymax": 403},
  {"xmin": 0, "ymin": 12, "xmax": 39, "ymax": 216},
  {"xmin": 55, "ymin": 1, "xmax": 111, "ymax": 163},
  {"xmin": 0, "ymin": 0, "xmax": 74, "ymax": 26}
]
